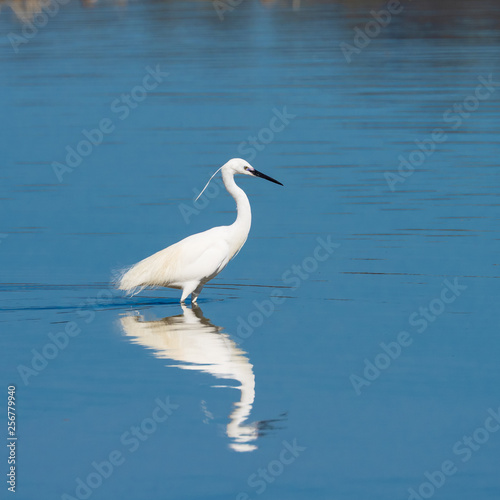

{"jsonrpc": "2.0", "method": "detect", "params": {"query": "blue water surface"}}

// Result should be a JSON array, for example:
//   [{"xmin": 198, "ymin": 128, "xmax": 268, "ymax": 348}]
[{"xmin": 1, "ymin": 0, "xmax": 500, "ymax": 499}]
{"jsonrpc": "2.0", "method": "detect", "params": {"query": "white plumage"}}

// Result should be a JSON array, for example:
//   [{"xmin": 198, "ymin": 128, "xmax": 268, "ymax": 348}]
[{"xmin": 117, "ymin": 158, "xmax": 283, "ymax": 303}]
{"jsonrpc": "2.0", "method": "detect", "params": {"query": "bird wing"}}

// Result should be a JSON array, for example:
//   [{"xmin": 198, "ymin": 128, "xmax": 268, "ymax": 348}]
[{"xmin": 118, "ymin": 226, "xmax": 231, "ymax": 293}]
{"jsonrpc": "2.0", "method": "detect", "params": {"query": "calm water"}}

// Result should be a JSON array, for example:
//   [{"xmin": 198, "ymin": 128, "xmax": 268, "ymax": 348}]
[{"xmin": 1, "ymin": 1, "xmax": 500, "ymax": 499}]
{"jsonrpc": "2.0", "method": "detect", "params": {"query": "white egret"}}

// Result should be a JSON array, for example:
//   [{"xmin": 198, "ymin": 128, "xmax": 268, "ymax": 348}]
[{"xmin": 117, "ymin": 158, "xmax": 283, "ymax": 303}]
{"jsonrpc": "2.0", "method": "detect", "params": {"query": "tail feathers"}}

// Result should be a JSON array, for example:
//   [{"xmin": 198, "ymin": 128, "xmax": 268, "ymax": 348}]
[
  {"xmin": 116, "ymin": 264, "xmax": 151, "ymax": 296},
  {"xmin": 115, "ymin": 250, "xmax": 176, "ymax": 295}
]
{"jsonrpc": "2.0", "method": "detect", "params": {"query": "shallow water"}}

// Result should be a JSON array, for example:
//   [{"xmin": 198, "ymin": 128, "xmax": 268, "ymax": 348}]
[{"xmin": 1, "ymin": 1, "xmax": 500, "ymax": 499}]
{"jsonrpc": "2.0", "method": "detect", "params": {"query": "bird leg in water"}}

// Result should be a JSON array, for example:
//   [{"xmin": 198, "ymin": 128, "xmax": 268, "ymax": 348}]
[{"xmin": 191, "ymin": 284, "xmax": 205, "ymax": 304}]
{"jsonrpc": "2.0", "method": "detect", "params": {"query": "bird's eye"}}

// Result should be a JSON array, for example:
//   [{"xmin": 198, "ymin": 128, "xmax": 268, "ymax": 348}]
[{"xmin": 244, "ymin": 166, "xmax": 249, "ymax": 171}]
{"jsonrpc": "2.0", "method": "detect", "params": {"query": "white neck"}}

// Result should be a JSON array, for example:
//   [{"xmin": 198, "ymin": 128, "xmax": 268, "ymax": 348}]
[{"xmin": 222, "ymin": 168, "xmax": 252, "ymax": 240}]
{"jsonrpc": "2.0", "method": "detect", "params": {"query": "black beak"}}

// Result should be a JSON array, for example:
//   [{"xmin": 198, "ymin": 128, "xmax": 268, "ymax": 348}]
[{"xmin": 252, "ymin": 169, "xmax": 283, "ymax": 186}]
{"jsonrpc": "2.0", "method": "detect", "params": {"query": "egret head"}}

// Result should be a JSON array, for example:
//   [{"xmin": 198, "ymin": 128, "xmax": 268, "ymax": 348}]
[
  {"xmin": 195, "ymin": 159, "xmax": 283, "ymax": 201},
  {"xmin": 225, "ymin": 158, "xmax": 283, "ymax": 186}
]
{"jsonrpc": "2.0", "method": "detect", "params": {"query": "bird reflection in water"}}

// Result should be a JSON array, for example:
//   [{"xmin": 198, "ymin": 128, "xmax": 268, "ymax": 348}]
[{"xmin": 119, "ymin": 304, "xmax": 283, "ymax": 452}]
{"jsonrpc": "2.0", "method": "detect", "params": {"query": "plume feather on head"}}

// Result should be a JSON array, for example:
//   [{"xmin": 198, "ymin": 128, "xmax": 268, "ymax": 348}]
[{"xmin": 195, "ymin": 166, "xmax": 224, "ymax": 202}]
